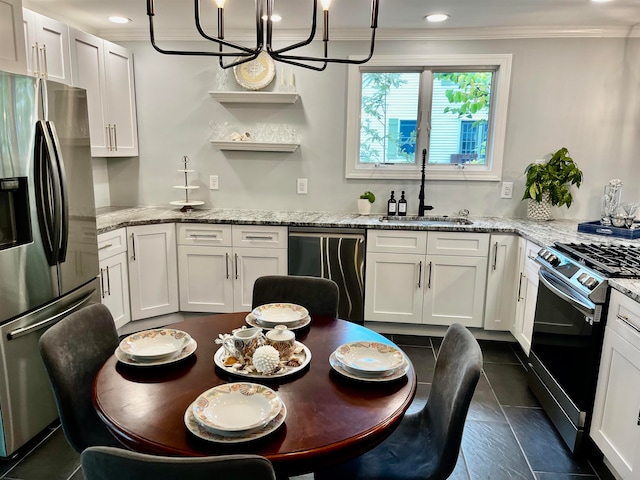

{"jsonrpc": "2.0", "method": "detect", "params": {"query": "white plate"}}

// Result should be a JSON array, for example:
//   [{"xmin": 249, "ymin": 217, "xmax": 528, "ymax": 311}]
[
  {"xmin": 119, "ymin": 329, "xmax": 191, "ymax": 361},
  {"xmin": 329, "ymin": 352, "xmax": 410, "ymax": 383},
  {"xmin": 185, "ymin": 399, "xmax": 286, "ymax": 444},
  {"xmin": 233, "ymin": 52, "xmax": 276, "ymax": 91},
  {"xmin": 115, "ymin": 338, "xmax": 197, "ymax": 367},
  {"xmin": 334, "ymin": 341, "xmax": 405, "ymax": 375},
  {"xmin": 192, "ymin": 383, "xmax": 282, "ymax": 434},
  {"xmin": 245, "ymin": 312, "xmax": 311, "ymax": 331},
  {"xmin": 214, "ymin": 341, "xmax": 311, "ymax": 379},
  {"xmin": 251, "ymin": 303, "xmax": 309, "ymax": 327}
]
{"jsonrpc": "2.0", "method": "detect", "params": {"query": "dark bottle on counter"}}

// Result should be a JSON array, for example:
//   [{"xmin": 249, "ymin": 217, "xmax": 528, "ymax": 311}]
[
  {"xmin": 387, "ymin": 191, "xmax": 397, "ymax": 216},
  {"xmin": 398, "ymin": 191, "xmax": 407, "ymax": 216}
]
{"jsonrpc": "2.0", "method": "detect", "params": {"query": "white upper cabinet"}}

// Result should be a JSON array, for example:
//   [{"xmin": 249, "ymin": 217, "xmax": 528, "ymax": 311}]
[
  {"xmin": 0, "ymin": 0, "xmax": 27, "ymax": 74},
  {"xmin": 23, "ymin": 9, "xmax": 71, "ymax": 84},
  {"xmin": 69, "ymin": 28, "xmax": 139, "ymax": 157}
]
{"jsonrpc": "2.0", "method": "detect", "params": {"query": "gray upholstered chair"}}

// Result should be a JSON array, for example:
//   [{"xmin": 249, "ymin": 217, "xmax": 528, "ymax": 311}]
[
  {"xmin": 315, "ymin": 323, "xmax": 483, "ymax": 480},
  {"xmin": 38, "ymin": 303, "xmax": 121, "ymax": 453},
  {"xmin": 252, "ymin": 275, "xmax": 340, "ymax": 318},
  {"xmin": 81, "ymin": 446, "xmax": 277, "ymax": 480}
]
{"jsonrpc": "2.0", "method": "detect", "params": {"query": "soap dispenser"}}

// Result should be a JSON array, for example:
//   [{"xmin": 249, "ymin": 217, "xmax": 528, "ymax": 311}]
[{"xmin": 387, "ymin": 191, "xmax": 397, "ymax": 216}]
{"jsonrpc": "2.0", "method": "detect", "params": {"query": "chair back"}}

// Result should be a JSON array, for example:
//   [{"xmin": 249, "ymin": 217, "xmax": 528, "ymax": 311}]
[
  {"xmin": 424, "ymin": 323, "xmax": 482, "ymax": 479},
  {"xmin": 81, "ymin": 446, "xmax": 277, "ymax": 480},
  {"xmin": 252, "ymin": 275, "xmax": 339, "ymax": 318},
  {"xmin": 39, "ymin": 303, "xmax": 121, "ymax": 453}
]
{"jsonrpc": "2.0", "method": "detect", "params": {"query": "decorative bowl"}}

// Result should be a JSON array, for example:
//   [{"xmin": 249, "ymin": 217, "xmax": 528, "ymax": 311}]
[
  {"xmin": 119, "ymin": 329, "xmax": 190, "ymax": 361},
  {"xmin": 334, "ymin": 341, "xmax": 405, "ymax": 375}
]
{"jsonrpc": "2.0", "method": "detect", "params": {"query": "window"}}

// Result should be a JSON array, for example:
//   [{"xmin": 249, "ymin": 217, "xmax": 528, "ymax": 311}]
[{"xmin": 345, "ymin": 55, "xmax": 512, "ymax": 181}]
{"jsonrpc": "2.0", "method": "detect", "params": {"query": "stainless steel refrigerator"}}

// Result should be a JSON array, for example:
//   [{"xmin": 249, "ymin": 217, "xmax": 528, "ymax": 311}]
[{"xmin": 0, "ymin": 70, "xmax": 99, "ymax": 457}]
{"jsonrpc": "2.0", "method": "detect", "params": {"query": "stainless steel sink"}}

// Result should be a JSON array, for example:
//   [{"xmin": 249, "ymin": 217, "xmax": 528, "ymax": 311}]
[{"xmin": 378, "ymin": 215, "xmax": 473, "ymax": 225}]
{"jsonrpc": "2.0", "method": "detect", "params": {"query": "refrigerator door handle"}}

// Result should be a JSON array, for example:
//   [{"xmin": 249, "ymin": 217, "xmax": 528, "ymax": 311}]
[
  {"xmin": 34, "ymin": 120, "xmax": 61, "ymax": 266},
  {"xmin": 7, "ymin": 290, "xmax": 94, "ymax": 340},
  {"xmin": 45, "ymin": 121, "xmax": 69, "ymax": 262}
]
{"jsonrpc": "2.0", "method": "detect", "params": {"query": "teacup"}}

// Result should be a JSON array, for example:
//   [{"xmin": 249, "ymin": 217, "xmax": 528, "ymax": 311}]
[
  {"xmin": 223, "ymin": 327, "xmax": 265, "ymax": 360},
  {"xmin": 266, "ymin": 325, "xmax": 296, "ymax": 359}
]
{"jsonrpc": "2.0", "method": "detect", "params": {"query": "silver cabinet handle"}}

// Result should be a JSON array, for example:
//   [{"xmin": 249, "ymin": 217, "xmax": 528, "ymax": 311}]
[
  {"xmin": 517, "ymin": 272, "xmax": 524, "ymax": 301},
  {"xmin": 225, "ymin": 253, "xmax": 230, "ymax": 279},
  {"xmin": 113, "ymin": 124, "xmax": 118, "ymax": 151},
  {"xmin": 106, "ymin": 265, "xmax": 111, "ymax": 296},
  {"xmin": 41, "ymin": 44, "xmax": 48, "ymax": 78},
  {"xmin": 417, "ymin": 261, "xmax": 422, "ymax": 288},
  {"xmin": 234, "ymin": 253, "xmax": 239, "ymax": 280},
  {"xmin": 31, "ymin": 43, "xmax": 39, "ymax": 76},
  {"xmin": 617, "ymin": 314, "xmax": 640, "ymax": 334},
  {"xmin": 188, "ymin": 234, "xmax": 218, "ymax": 239},
  {"xmin": 106, "ymin": 125, "xmax": 112, "ymax": 151},
  {"xmin": 98, "ymin": 243, "xmax": 113, "ymax": 251},
  {"xmin": 130, "ymin": 233, "xmax": 136, "ymax": 261},
  {"xmin": 427, "ymin": 261, "xmax": 432, "ymax": 289},
  {"xmin": 246, "ymin": 235, "xmax": 274, "ymax": 240},
  {"xmin": 100, "ymin": 268, "xmax": 105, "ymax": 298},
  {"xmin": 493, "ymin": 241, "xmax": 498, "ymax": 270}
]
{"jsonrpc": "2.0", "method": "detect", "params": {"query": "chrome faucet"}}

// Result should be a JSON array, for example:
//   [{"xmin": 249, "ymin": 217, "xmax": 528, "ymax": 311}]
[{"xmin": 418, "ymin": 148, "xmax": 433, "ymax": 216}]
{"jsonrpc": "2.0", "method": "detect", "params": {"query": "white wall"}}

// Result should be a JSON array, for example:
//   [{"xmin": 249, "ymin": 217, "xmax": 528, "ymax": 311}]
[{"xmin": 105, "ymin": 36, "xmax": 640, "ymax": 220}]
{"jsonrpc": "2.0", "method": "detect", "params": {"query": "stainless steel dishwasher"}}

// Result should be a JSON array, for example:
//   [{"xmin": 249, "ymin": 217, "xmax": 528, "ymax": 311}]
[{"xmin": 288, "ymin": 227, "xmax": 365, "ymax": 324}]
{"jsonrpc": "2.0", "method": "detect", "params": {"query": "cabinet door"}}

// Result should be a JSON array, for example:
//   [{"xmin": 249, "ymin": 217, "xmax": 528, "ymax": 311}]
[
  {"xmin": 484, "ymin": 234, "xmax": 519, "ymax": 331},
  {"xmin": 364, "ymin": 252, "xmax": 424, "ymax": 324},
  {"xmin": 590, "ymin": 324, "xmax": 640, "ymax": 479},
  {"xmin": 127, "ymin": 224, "xmax": 178, "ymax": 320},
  {"xmin": 423, "ymin": 255, "xmax": 488, "ymax": 328},
  {"xmin": 23, "ymin": 10, "xmax": 71, "ymax": 84},
  {"xmin": 0, "ymin": 0, "xmax": 26, "ymax": 74},
  {"xmin": 99, "ymin": 251, "xmax": 131, "ymax": 329},
  {"xmin": 232, "ymin": 247, "xmax": 287, "ymax": 311},
  {"xmin": 104, "ymin": 41, "xmax": 138, "ymax": 157},
  {"xmin": 177, "ymin": 245, "xmax": 234, "ymax": 313},
  {"xmin": 69, "ymin": 28, "xmax": 109, "ymax": 157}
]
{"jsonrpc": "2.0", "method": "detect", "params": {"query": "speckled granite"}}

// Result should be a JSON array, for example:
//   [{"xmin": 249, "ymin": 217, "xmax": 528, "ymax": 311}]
[{"xmin": 96, "ymin": 206, "xmax": 640, "ymax": 303}]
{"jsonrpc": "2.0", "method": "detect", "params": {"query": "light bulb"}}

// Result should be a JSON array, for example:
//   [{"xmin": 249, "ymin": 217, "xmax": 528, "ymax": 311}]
[
  {"xmin": 320, "ymin": 0, "xmax": 331, "ymax": 11},
  {"xmin": 215, "ymin": 0, "xmax": 225, "ymax": 8}
]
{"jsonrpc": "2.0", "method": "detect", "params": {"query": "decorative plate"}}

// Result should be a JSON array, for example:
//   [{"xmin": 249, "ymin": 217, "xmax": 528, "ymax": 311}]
[
  {"xmin": 119, "ymin": 329, "xmax": 191, "ymax": 361},
  {"xmin": 192, "ymin": 383, "xmax": 282, "ymax": 435},
  {"xmin": 334, "ymin": 341, "xmax": 405, "ymax": 375},
  {"xmin": 233, "ymin": 52, "xmax": 276, "ymax": 91},
  {"xmin": 251, "ymin": 303, "xmax": 309, "ymax": 327},
  {"xmin": 329, "ymin": 352, "xmax": 409, "ymax": 383},
  {"xmin": 214, "ymin": 341, "xmax": 311, "ymax": 379},
  {"xmin": 245, "ymin": 312, "xmax": 311, "ymax": 331},
  {"xmin": 115, "ymin": 339, "xmax": 197, "ymax": 367},
  {"xmin": 185, "ymin": 400, "xmax": 287, "ymax": 444}
]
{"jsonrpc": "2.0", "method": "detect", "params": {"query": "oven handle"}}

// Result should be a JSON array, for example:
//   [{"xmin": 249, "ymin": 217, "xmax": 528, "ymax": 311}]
[{"xmin": 538, "ymin": 269, "xmax": 595, "ymax": 316}]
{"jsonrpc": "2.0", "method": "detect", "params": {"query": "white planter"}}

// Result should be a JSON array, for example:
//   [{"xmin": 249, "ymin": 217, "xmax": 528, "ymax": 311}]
[
  {"xmin": 358, "ymin": 199, "xmax": 372, "ymax": 215},
  {"xmin": 527, "ymin": 192, "xmax": 553, "ymax": 221}
]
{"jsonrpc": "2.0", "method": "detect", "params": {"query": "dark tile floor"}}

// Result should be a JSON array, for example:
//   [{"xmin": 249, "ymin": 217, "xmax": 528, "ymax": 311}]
[{"xmin": 0, "ymin": 336, "xmax": 613, "ymax": 480}]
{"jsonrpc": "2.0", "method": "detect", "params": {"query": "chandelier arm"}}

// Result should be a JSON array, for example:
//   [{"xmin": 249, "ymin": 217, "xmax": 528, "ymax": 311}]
[
  {"xmin": 218, "ymin": 53, "xmax": 262, "ymax": 70},
  {"xmin": 266, "ymin": 0, "xmax": 318, "ymax": 56}
]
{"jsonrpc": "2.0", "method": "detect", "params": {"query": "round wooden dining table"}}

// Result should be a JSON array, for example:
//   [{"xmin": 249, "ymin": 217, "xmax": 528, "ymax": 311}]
[{"xmin": 93, "ymin": 313, "xmax": 417, "ymax": 477}]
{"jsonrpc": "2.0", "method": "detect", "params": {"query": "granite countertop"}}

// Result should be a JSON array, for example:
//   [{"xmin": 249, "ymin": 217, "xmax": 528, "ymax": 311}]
[{"xmin": 96, "ymin": 206, "xmax": 640, "ymax": 302}]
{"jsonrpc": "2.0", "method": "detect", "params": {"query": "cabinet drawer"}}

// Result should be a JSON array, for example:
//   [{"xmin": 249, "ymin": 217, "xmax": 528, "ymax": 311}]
[
  {"xmin": 177, "ymin": 224, "xmax": 232, "ymax": 246},
  {"xmin": 232, "ymin": 225, "xmax": 287, "ymax": 249},
  {"xmin": 609, "ymin": 290, "xmax": 640, "ymax": 348},
  {"xmin": 427, "ymin": 232, "xmax": 489, "ymax": 257},
  {"xmin": 367, "ymin": 230, "xmax": 428, "ymax": 254},
  {"xmin": 97, "ymin": 228, "xmax": 126, "ymax": 260}
]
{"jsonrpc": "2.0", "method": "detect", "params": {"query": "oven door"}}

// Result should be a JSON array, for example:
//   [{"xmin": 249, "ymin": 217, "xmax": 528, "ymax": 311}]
[{"xmin": 528, "ymin": 267, "xmax": 604, "ymax": 453}]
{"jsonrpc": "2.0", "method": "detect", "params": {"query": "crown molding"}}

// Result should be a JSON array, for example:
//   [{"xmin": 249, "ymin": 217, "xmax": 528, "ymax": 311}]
[{"xmin": 99, "ymin": 25, "xmax": 640, "ymax": 43}]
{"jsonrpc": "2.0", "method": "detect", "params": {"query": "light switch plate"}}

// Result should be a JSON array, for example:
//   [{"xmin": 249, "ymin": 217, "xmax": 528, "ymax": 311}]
[
  {"xmin": 297, "ymin": 178, "xmax": 308, "ymax": 195},
  {"xmin": 500, "ymin": 182, "xmax": 513, "ymax": 199},
  {"xmin": 209, "ymin": 175, "xmax": 219, "ymax": 190}
]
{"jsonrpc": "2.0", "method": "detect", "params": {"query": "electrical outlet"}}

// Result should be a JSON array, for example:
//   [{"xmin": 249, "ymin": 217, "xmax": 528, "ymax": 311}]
[
  {"xmin": 500, "ymin": 182, "xmax": 513, "ymax": 199},
  {"xmin": 297, "ymin": 178, "xmax": 308, "ymax": 195},
  {"xmin": 209, "ymin": 175, "xmax": 219, "ymax": 190}
]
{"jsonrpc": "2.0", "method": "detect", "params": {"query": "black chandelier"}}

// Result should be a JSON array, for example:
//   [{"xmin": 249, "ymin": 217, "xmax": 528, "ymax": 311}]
[{"xmin": 146, "ymin": 0, "xmax": 380, "ymax": 71}]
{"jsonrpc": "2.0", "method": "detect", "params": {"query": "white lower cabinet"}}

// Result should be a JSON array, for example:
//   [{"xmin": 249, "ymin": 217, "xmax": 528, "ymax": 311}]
[
  {"xmin": 97, "ymin": 229, "xmax": 130, "ymax": 329},
  {"xmin": 511, "ymin": 238, "xmax": 540, "ymax": 355},
  {"xmin": 127, "ymin": 224, "xmax": 179, "ymax": 321},
  {"xmin": 177, "ymin": 224, "xmax": 287, "ymax": 313},
  {"xmin": 365, "ymin": 230, "xmax": 489, "ymax": 328},
  {"xmin": 484, "ymin": 234, "xmax": 519, "ymax": 331},
  {"xmin": 590, "ymin": 290, "xmax": 640, "ymax": 479}
]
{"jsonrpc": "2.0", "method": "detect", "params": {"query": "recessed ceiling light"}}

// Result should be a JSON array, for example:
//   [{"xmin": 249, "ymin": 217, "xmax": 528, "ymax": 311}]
[
  {"xmin": 108, "ymin": 16, "xmax": 131, "ymax": 24},
  {"xmin": 425, "ymin": 14, "xmax": 450, "ymax": 23},
  {"xmin": 591, "ymin": 0, "xmax": 613, "ymax": 2},
  {"xmin": 261, "ymin": 14, "xmax": 282, "ymax": 22}
]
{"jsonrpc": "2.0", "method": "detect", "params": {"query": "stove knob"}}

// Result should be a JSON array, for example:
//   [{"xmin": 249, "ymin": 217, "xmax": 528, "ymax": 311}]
[
  {"xmin": 547, "ymin": 254, "xmax": 560, "ymax": 266},
  {"xmin": 577, "ymin": 273, "xmax": 589, "ymax": 284},
  {"xmin": 583, "ymin": 277, "xmax": 599, "ymax": 290}
]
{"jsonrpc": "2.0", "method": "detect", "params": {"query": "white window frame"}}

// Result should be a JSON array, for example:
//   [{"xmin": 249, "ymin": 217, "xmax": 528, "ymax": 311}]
[{"xmin": 345, "ymin": 54, "xmax": 512, "ymax": 181}]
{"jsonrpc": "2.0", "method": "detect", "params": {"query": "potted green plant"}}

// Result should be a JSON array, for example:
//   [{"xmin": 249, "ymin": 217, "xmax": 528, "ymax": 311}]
[
  {"xmin": 522, "ymin": 147, "xmax": 583, "ymax": 221},
  {"xmin": 358, "ymin": 191, "xmax": 376, "ymax": 215}
]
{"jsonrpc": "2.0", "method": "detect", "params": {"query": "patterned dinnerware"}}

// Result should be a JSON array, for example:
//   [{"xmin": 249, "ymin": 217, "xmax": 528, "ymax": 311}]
[
  {"xmin": 251, "ymin": 303, "xmax": 309, "ymax": 327},
  {"xmin": 334, "ymin": 341, "xmax": 405, "ymax": 376},
  {"xmin": 119, "ymin": 329, "xmax": 191, "ymax": 361}
]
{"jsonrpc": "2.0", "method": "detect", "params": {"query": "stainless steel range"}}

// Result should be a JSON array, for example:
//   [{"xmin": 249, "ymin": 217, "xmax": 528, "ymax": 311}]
[{"xmin": 528, "ymin": 242, "xmax": 640, "ymax": 454}]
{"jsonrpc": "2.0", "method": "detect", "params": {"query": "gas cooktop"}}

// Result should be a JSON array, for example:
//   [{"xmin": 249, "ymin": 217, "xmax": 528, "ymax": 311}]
[{"xmin": 554, "ymin": 242, "xmax": 640, "ymax": 279}]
